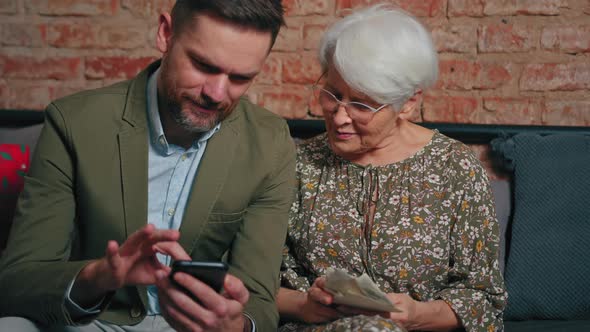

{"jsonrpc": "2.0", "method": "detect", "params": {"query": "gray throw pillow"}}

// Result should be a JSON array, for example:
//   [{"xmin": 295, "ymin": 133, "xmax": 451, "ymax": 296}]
[{"xmin": 491, "ymin": 133, "xmax": 590, "ymax": 320}]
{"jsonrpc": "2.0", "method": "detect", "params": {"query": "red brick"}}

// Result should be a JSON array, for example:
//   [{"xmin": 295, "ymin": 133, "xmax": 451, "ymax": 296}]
[
  {"xmin": 283, "ymin": 0, "xmax": 297, "ymax": 16},
  {"xmin": 483, "ymin": 0, "xmax": 567, "ymax": 16},
  {"xmin": 437, "ymin": 61, "xmax": 512, "ymax": 90},
  {"xmin": 478, "ymin": 23, "xmax": 536, "ymax": 53},
  {"xmin": 48, "ymin": 22, "xmax": 147, "ymax": 49},
  {"xmin": 307, "ymin": 86, "xmax": 323, "ymax": 118},
  {"xmin": 85, "ymin": 56, "xmax": 157, "ymax": 80},
  {"xmin": 477, "ymin": 62, "xmax": 512, "ymax": 89},
  {"xmin": 0, "ymin": 82, "xmax": 8, "ymax": 108},
  {"xmin": 393, "ymin": 0, "xmax": 446, "ymax": 17},
  {"xmin": 336, "ymin": 0, "xmax": 445, "ymax": 17},
  {"xmin": 541, "ymin": 25, "xmax": 590, "ymax": 53},
  {"xmin": 303, "ymin": 18, "xmax": 335, "ymax": 50},
  {"xmin": 3, "ymin": 83, "xmax": 53, "ymax": 110},
  {"xmin": 273, "ymin": 18, "xmax": 302, "ymax": 52},
  {"xmin": 0, "ymin": 0, "xmax": 18, "ymax": 14},
  {"xmin": 448, "ymin": 0, "xmax": 484, "ymax": 17},
  {"xmin": 285, "ymin": 0, "xmax": 333, "ymax": 16},
  {"xmin": 25, "ymin": 0, "xmax": 118, "ymax": 16},
  {"xmin": 254, "ymin": 53, "xmax": 282, "ymax": 85},
  {"xmin": 1, "ymin": 23, "xmax": 46, "ymax": 47},
  {"xmin": 282, "ymin": 52, "xmax": 322, "ymax": 84},
  {"xmin": 257, "ymin": 85, "xmax": 309, "ymax": 119},
  {"xmin": 47, "ymin": 22, "xmax": 94, "ymax": 48},
  {"xmin": 437, "ymin": 60, "xmax": 481, "ymax": 90},
  {"xmin": 0, "ymin": 55, "xmax": 82, "ymax": 80},
  {"xmin": 543, "ymin": 100, "xmax": 590, "ymax": 126},
  {"xmin": 422, "ymin": 95, "xmax": 480, "ymax": 123},
  {"xmin": 520, "ymin": 63, "xmax": 590, "ymax": 91},
  {"xmin": 121, "ymin": 0, "xmax": 174, "ymax": 18},
  {"xmin": 437, "ymin": 60, "xmax": 511, "ymax": 90},
  {"xmin": 478, "ymin": 97, "xmax": 542, "ymax": 124},
  {"xmin": 431, "ymin": 25, "xmax": 477, "ymax": 53}
]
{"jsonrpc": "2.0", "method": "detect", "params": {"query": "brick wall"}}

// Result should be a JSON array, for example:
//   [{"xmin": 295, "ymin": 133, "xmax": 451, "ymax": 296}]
[{"xmin": 1, "ymin": 0, "xmax": 589, "ymax": 125}]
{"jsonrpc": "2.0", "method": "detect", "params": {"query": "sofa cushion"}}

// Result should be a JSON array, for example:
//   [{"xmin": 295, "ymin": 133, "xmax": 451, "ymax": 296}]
[
  {"xmin": 491, "ymin": 134, "xmax": 590, "ymax": 321},
  {"xmin": 0, "ymin": 143, "xmax": 30, "ymax": 252},
  {"xmin": 505, "ymin": 320, "xmax": 590, "ymax": 332}
]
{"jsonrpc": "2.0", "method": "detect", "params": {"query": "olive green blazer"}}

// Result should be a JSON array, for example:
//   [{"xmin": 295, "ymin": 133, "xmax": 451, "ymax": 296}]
[{"xmin": 0, "ymin": 61, "xmax": 296, "ymax": 331}]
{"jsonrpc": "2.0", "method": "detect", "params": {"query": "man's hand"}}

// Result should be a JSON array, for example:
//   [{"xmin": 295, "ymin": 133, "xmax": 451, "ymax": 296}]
[
  {"xmin": 71, "ymin": 224, "xmax": 180, "ymax": 307},
  {"xmin": 156, "ymin": 270, "xmax": 249, "ymax": 332}
]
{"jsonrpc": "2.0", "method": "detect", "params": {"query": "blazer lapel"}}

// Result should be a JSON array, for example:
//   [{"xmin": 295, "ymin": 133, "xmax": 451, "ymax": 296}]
[
  {"xmin": 115, "ymin": 61, "xmax": 156, "ymax": 311},
  {"xmin": 118, "ymin": 126, "xmax": 149, "ymax": 238},
  {"xmin": 117, "ymin": 62, "xmax": 156, "ymax": 238},
  {"xmin": 178, "ymin": 120, "xmax": 239, "ymax": 255}
]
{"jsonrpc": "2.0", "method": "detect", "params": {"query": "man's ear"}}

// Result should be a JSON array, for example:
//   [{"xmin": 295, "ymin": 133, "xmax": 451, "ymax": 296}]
[
  {"xmin": 398, "ymin": 90, "xmax": 422, "ymax": 120},
  {"xmin": 156, "ymin": 13, "xmax": 173, "ymax": 54}
]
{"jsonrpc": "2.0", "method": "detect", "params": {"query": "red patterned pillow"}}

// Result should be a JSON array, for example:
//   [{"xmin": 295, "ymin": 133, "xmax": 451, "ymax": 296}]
[
  {"xmin": 1, "ymin": 144, "xmax": 30, "ymax": 192},
  {"xmin": 0, "ymin": 144, "xmax": 30, "ymax": 251}
]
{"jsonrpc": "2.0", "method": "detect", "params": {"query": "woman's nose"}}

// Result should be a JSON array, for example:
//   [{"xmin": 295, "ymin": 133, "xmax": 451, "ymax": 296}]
[{"xmin": 332, "ymin": 103, "xmax": 352, "ymax": 125}]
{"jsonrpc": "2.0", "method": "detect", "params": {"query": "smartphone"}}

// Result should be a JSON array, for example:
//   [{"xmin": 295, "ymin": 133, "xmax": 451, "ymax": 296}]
[{"xmin": 170, "ymin": 261, "xmax": 228, "ymax": 293}]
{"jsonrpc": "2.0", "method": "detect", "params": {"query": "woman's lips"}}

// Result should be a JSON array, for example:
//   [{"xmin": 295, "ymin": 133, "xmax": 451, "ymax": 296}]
[{"xmin": 335, "ymin": 131, "xmax": 355, "ymax": 140}]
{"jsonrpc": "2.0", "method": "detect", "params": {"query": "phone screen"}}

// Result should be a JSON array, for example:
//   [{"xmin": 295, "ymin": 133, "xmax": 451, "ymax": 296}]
[{"xmin": 170, "ymin": 261, "xmax": 228, "ymax": 293}]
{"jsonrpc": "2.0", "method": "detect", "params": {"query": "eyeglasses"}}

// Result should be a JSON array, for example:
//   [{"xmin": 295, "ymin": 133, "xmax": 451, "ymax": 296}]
[{"xmin": 311, "ymin": 85, "xmax": 390, "ymax": 124}]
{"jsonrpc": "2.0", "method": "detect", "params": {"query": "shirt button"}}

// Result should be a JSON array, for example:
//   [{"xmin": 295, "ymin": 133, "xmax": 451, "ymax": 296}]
[
  {"xmin": 181, "ymin": 154, "xmax": 188, "ymax": 161},
  {"xmin": 130, "ymin": 306, "xmax": 142, "ymax": 318},
  {"xmin": 159, "ymin": 137, "xmax": 166, "ymax": 146},
  {"xmin": 168, "ymin": 208, "xmax": 175, "ymax": 216}
]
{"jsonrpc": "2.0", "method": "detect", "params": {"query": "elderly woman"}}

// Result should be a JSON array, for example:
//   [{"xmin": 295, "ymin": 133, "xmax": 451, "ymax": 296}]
[{"xmin": 277, "ymin": 4, "xmax": 507, "ymax": 332}]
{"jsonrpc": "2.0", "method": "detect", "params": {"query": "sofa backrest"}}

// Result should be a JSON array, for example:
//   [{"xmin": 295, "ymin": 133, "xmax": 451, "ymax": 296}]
[{"xmin": 491, "ymin": 179, "xmax": 511, "ymax": 274}]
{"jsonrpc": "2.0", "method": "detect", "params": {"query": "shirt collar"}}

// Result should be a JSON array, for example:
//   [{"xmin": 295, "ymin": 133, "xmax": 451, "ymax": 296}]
[{"xmin": 146, "ymin": 67, "xmax": 221, "ymax": 154}]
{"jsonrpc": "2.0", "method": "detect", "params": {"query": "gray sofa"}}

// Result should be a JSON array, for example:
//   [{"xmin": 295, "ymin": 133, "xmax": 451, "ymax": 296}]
[{"xmin": 2, "ymin": 111, "xmax": 590, "ymax": 331}]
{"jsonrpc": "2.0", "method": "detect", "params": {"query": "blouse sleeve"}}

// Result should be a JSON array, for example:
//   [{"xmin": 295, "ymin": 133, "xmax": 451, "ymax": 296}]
[
  {"xmin": 280, "ymin": 239, "xmax": 312, "ymax": 292},
  {"xmin": 280, "ymin": 146, "xmax": 313, "ymax": 292},
  {"xmin": 434, "ymin": 149, "xmax": 508, "ymax": 332}
]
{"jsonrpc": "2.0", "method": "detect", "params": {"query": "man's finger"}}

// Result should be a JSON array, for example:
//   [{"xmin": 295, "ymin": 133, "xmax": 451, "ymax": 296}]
[
  {"xmin": 124, "ymin": 224, "xmax": 155, "ymax": 249},
  {"xmin": 157, "ymin": 272, "xmax": 222, "ymax": 329},
  {"xmin": 148, "ymin": 228, "xmax": 181, "ymax": 243},
  {"xmin": 172, "ymin": 271, "xmax": 228, "ymax": 317},
  {"xmin": 222, "ymin": 274, "xmax": 249, "ymax": 305},
  {"xmin": 105, "ymin": 240, "xmax": 121, "ymax": 269},
  {"xmin": 152, "ymin": 241, "xmax": 191, "ymax": 261}
]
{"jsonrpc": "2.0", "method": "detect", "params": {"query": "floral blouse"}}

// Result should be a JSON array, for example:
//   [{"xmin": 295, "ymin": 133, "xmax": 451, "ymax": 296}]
[{"xmin": 281, "ymin": 132, "xmax": 507, "ymax": 332}]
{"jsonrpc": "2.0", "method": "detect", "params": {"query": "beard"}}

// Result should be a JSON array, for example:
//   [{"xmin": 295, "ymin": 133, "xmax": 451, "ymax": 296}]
[
  {"xmin": 160, "ymin": 72, "xmax": 232, "ymax": 134},
  {"xmin": 168, "ymin": 94, "xmax": 229, "ymax": 133}
]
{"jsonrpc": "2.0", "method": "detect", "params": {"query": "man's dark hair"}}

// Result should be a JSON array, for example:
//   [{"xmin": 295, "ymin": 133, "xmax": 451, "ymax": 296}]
[{"xmin": 171, "ymin": 0, "xmax": 285, "ymax": 46}]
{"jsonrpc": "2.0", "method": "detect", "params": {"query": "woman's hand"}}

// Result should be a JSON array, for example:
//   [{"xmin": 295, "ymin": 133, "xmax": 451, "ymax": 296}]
[
  {"xmin": 384, "ymin": 293, "xmax": 420, "ymax": 330},
  {"xmin": 277, "ymin": 278, "xmax": 342, "ymax": 324},
  {"xmin": 384, "ymin": 293, "xmax": 461, "ymax": 331},
  {"xmin": 299, "ymin": 277, "xmax": 343, "ymax": 323}
]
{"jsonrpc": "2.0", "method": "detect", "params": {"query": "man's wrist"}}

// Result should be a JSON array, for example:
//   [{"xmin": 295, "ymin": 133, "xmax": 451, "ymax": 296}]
[{"xmin": 71, "ymin": 259, "xmax": 113, "ymax": 306}]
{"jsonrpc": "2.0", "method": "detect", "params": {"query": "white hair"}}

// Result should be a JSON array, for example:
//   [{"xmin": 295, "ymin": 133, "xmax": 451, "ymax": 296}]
[{"xmin": 318, "ymin": 4, "xmax": 438, "ymax": 111}]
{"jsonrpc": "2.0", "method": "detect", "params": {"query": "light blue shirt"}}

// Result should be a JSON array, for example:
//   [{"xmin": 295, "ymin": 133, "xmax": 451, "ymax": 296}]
[{"xmin": 145, "ymin": 68, "xmax": 220, "ymax": 315}]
